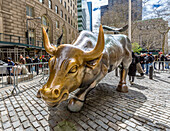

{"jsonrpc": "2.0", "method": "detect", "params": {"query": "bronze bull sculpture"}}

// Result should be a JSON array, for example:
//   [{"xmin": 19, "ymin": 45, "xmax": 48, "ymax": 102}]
[{"xmin": 37, "ymin": 25, "xmax": 132, "ymax": 112}]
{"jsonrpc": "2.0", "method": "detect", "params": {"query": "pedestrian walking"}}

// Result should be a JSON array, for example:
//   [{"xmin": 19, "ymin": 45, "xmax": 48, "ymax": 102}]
[
  {"xmin": 128, "ymin": 52, "xmax": 139, "ymax": 85},
  {"xmin": 159, "ymin": 54, "xmax": 165, "ymax": 70},
  {"xmin": 145, "ymin": 53, "xmax": 153, "ymax": 75},
  {"xmin": 33, "ymin": 55, "xmax": 40, "ymax": 75},
  {"xmin": 19, "ymin": 55, "xmax": 26, "ymax": 64},
  {"xmin": 26, "ymin": 55, "xmax": 33, "ymax": 73}
]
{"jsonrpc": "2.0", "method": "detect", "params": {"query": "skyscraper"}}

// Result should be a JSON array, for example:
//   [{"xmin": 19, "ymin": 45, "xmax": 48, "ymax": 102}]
[
  {"xmin": 87, "ymin": 2, "xmax": 92, "ymax": 31},
  {"xmin": 77, "ymin": 0, "xmax": 90, "ymax": 32},
  {"xmin": 101, "ymin": 0, "xmax": 142, "ymax": 22}
]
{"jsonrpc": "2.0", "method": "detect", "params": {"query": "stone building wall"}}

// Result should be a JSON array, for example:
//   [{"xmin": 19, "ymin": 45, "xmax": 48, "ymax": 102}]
[
  {"xmin": 1, "ymin": 0, "xmax": 78, "ymax": 46},
  {"xmin": 132, "ymin": 18, "xmax": 169, "ymax": 52}
]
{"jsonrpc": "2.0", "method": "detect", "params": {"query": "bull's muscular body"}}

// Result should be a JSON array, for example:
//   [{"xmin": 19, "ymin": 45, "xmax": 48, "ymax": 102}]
[{"xmin": 38, "ymin": 25, "xmax": 132, "ymax": 112}]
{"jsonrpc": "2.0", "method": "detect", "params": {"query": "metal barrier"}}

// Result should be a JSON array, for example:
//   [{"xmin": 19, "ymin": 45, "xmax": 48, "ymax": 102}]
[{"xmin": 0, "ymin": 62, "xmax": 49, "ymax": 94}]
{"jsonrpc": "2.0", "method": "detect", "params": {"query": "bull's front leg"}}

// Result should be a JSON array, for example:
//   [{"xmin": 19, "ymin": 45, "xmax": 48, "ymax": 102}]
[
  {"xmin": 116, "ymin": 64, "xmax": 128, "ymax": 93},
  {"xmin": 68, "ymin": 81, "xmax": 97, "ymax": 112}
]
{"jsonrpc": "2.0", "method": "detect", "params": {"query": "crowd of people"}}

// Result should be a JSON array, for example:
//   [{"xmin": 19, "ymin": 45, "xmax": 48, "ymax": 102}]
[
  {"xmin": 6, "ymin": 54, "xmax": 51, "ymax": 76},
  {"xmin": 128, "ymin": 52, "xmax": 170, "ymax": 85}
]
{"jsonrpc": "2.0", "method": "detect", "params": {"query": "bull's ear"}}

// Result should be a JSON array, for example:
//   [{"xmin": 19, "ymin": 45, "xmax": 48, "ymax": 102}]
[{"xmin": 85, "ymin": 54, "xmax": 103, "ymax": 69}]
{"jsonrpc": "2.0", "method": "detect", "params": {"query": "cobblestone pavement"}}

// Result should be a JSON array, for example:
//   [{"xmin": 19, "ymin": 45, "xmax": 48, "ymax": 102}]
[{"xmin": 0, "ymin": 71, "xmax": 170, "ymax": 131}]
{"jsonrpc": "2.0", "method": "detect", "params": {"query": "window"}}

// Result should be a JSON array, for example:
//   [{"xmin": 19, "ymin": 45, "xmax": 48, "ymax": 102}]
[
  {"xmin": 71, "ymin": 20, "xmax": 72, "ymax": 25},
  {"xmin": 60, "ymin": 0, "xmax": 62, "ymax": 4},
  {"xmin": 70, "ymin": 0, "xmax": 72, "ymax": 6},
  {"xmin": 26, "ymin": 5, "xmax": 34, "ymax": 17},
  {"xmin": 39, "ymin": 0, "xmax": 44, "ymax": 4},
  {"xmin": 65, "ymin": 14, "xmax": 67, "ymax": 21},
  {"xmin": 73, "ymin": 4, "xmax": 74, "ymax": 10},
  {"xmin": 29, "ymin": 29, "xmax": 35, "ymax": 45},
  {"xmin": 60, "ymin": 10, "xmax": 63, "ymax": 18},
  {"xmin": 49, "ymin": 0, "xmax": 52, "ymax": 9},
  {"xmin": 42, "ymin": 16, "xmax": 49, "ymax": 26},
  {"xmin": 56, "ymin": 21, "xmax": 59, "ymax": 28},
  {"xmin": 71, "ymin": 10, "xmax": 72, "ymax": 16},
  {"xmin": 68, "ymin": 6, "xmax": 70, "ymax": 13},
  {"xmin": 64, "ymin": 2, "xmax": 66, "ymax": 8},
  {"xmin": 68, "ymin": 17, "xmax": 70, "ymax": 24},
  {"xmin": 69, "ymin": 29, "xmax": 71, "ymax": 34},
  {"xmin": 55, "ymin": 5, "xmax": 58, "ymax": 14}
]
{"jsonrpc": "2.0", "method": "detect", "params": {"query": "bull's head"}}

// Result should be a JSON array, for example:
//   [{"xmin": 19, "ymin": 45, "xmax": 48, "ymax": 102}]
[{"xmin": 40, "ymin": 25, "xmax": 104, "ymax": 107}]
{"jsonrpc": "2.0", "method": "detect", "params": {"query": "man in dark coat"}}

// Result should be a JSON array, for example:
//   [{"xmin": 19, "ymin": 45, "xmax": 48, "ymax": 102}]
[
  {"xmin": 128, "ymin": 52, "xmax": 139, "ymax": 85},
  {"xmin": 145, "ymin": 53, "xmax": 153, "ymax": 75},
  {"xmin": 26, "ymin": 55, "xmax": 33, "ymax": 73},
  {"xmin": 33, "ymin": 55, "xmax": 40, "ymax": 75},
  {"xmin": 139, "ymin": 53, "xmax": 145, "ymax": 71},
  {"xmin": 7, "ymin": 57, "xmax": 14, "ymax": 75},
  {"xmin": 159, "ymin": 54, "xmax": 165, "ymax": 70}
]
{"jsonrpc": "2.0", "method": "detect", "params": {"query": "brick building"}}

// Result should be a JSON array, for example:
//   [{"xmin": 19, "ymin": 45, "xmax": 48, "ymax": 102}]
[{"xmin": 0, "ymin": 0, "xmax": 78, "ymax": 61}]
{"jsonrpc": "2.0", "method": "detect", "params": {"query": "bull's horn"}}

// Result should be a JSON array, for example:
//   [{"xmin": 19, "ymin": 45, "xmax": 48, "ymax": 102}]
[
  {"xmin": 42, "ymin": 27, "xmax": 57, "ymax": 55},
  {"xmin": 84, "ymin": 25, "xmax": 105, "ymax": 60}
]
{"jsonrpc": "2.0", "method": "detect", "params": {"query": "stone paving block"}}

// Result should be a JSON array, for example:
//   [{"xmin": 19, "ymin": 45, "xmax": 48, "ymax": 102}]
[
  {"xmin": 1, "ymin": 115, "xmax": 8, "ymax": 123},
  {"xmin": 106, "ymin": 115, "xmax": 117, "ymax": 123},
  {"xmin": 78, "ymin": 120, "xmax": 89, "ymax": 130},
  {"xmin": 27, "ymin": 115, "xmax": 36, "ymax": 122},
  {"xmin": 22, "ymin": 120, "xmax": 31, "ymax": 129},
  {"xmin": 108, "ymin": 128, "xmax": 116, "ymax": 131},
  {"xmin": 12, "ymin": 120, "xmax": 20, "ymax": 129},
  {"xmin": 35, "ymin": 114, "xmax": 43, "ymax": 121},
  {"xmin": 96, "ymin": 126, "xmax": 105, "ymax": 131},
  {"xmin": 108, "ymin": 122, "xmax": 119, "ymax": 130},
  {"xmin": 95, "ymin": 119, "xmax": 108, "ymax": 129},
  {"xmin": 32, "ymin": 121, "xmax": 40, "ymax": 128},
  {"xmin": 40, "ymin": 119, "xmax": 49, "ymax": 127},
  {"xmin": 19, "ymin": 115, "xmax": 27, "ymax": 122},
  {"xmin": 113, "ymin": 114, "xmax": 122, "ymax": 121},
  {"xmin": 2, "ymin": 121, "xmax": 11, "ymax": 129},
  {"xmin": 136, "ymin": 125, "xmax": 150, "ymax": 131},
  {"xmin": 87, "ymin": 120, "xmax": 98, "ymax": 129}
]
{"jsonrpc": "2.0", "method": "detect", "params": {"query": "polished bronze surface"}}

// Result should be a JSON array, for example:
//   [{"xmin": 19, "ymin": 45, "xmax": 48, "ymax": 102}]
[{"xmin": 38, "ymin": 25, "xmax": 132, "ymax": 112}]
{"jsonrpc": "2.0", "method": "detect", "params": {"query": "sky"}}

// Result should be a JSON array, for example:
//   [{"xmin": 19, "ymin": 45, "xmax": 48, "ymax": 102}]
[{"xmin": 87, "ymin": 0, "xmax": 169, "ymax": 32}]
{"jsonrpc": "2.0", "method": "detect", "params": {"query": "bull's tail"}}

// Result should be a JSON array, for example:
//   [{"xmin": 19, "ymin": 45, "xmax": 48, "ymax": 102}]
[{"xmin": 103, "ymin": 25, "xmax": 128, "ymax": 34}]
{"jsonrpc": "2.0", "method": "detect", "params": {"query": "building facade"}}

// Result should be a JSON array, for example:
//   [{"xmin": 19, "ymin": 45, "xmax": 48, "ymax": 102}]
[
  {"xmin": 77, "ymin": 0, "xmax": 90, "ymax": 32},
  {"xmin": 101, "ymin": 0, "xmax": 142, "ymax": 22},
  {"xmin": 87, "ymin": 2, "xmax": 92, "ymax": 31},
  {"xmin": 132, "ymin": 18, "xmax": 169, "ymax": 53},
  {"xmin": 0, "ymin": 0, "xmax": 78, "ymax": 61}
]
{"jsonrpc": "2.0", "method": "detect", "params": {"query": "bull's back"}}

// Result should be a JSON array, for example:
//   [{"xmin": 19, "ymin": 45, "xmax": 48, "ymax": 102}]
[{"xmin": 103, "ymin": 34, "xmax": 131, "ymax": 70}]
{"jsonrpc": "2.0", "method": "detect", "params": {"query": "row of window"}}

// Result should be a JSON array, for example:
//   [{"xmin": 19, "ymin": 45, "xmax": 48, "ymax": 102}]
[{"xmin": 26, "ymin": 4, "xmax": 76, "ymax": 28}]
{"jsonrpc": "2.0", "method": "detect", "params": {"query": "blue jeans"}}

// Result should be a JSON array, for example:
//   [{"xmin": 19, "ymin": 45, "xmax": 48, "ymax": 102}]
[
  {"xmin": 146, "ymin": 63, "xmax": 152, "ymax": 74},
  {"xmin": 165, "ymin": 62, "xmax": 169, "ymax": 69},
  {"xmin": 141, "ymin": 63, "xmax": 145, "ymax": 71}
]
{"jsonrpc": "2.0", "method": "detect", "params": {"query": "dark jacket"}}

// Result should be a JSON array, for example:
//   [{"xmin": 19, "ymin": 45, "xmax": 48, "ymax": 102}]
[
  {"xmin": 128, "ymin": 53, "xmax": 139, "ymax": 76},
  {"xmin": 7, "ymin": 61, "xmax": 14, "ymax": 70},
  {"xmin": 33, "ymin": 58, "xmax": 40, "ymax": 63},
  {"xmin": 26, "ymin": 58, "xmax": 33, "ymax": 64},
  {"xmin": 140, "ymin": 56, "xmax": 145, "ymax": 64},
  {"xmin": 145, "ymin": 55, "xmax": 153, "ymax": 64}
]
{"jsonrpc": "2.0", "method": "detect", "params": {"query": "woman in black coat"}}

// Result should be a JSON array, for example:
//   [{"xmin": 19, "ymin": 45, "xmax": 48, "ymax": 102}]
[{"xmin": 128, "ymin": 52, "xmax": 139, "ymax": 85}]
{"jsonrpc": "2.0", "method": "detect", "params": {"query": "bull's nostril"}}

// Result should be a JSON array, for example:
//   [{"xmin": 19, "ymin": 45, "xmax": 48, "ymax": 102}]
[{"xmin": 53, "ymin": 89, "xmax": 59, "ymax": 96}]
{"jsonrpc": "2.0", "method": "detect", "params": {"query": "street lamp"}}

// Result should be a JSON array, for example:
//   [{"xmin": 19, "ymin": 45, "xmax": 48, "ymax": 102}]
[{"xmin": 26, "ymin": 17, "xmax": 41, "ymax": 45}]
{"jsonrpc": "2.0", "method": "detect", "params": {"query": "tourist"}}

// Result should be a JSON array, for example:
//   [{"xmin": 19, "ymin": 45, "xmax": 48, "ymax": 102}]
[
  {"xmin": 145, "ymin": 53, "xmax": 153, "ymax": 75},
  {"xmin": 139, "ymin": 53, "xmax": 145, "ymax": 71},
  {"xmin": 7, "ymin": 57, "xmax": 14, "ymax": 75},
  {"xmin": 19, "ymin": 55, "xmax": 26, "ymax": 64},
  {"xmin": 159, "ymin": 54, "xmax": 165, "ymax": 70},
  {"xmin": 128, "ymin": 52, "xmax": 139, "ymax": 85},
  {"xmin": 33, "ymin": 55, "xmax": 40, "ymax": 75},
  {"xmin": 154, "ymin": 55, "xmax": 158, "ymax": 70},
  {"xmin": 165, "ymin": 54, "xmax": 170, "ymax": 69},
  {"xmin": 11, "ymin": 62, "xmax": 22, "ymax": 76},
  {"xmin": 26, "ymin": 55, "xmax": 33, "ymax": 73}
]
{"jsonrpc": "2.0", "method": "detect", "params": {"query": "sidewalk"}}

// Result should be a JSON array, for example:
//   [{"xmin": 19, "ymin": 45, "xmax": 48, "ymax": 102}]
[{"xmin": 0, "ymin": 71, "xmax": 170, "ymax": 131}]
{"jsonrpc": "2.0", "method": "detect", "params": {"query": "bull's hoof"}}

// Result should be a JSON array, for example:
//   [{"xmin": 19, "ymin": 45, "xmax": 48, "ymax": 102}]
[
  {"xmin": 36, "ymin": 90, "xmax": 41, "ymax": 98},
  {"xmin": 67, "ymin": 98, "xmax": 84, "ymax": 112},
  {"xmin": 116, "ymin": 84, "xmax": 128, "ymax": 93}
]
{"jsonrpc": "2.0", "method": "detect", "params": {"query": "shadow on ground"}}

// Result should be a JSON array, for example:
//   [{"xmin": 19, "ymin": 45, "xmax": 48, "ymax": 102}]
[{"xmin": 46, "ymin": 83, "xmax": 154, "ymax": 131}]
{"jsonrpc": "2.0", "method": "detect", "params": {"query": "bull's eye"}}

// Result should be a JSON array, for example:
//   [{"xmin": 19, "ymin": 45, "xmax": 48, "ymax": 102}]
[{"xmin": 69, "ymin": 65, "xmax": 78, "ymax": 73}]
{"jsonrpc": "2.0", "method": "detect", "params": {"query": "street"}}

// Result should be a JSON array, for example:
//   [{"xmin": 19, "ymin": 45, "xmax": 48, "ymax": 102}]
[{"xmin": 0, "ymin": 71, "xmax": 170, "ymax": 131}]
